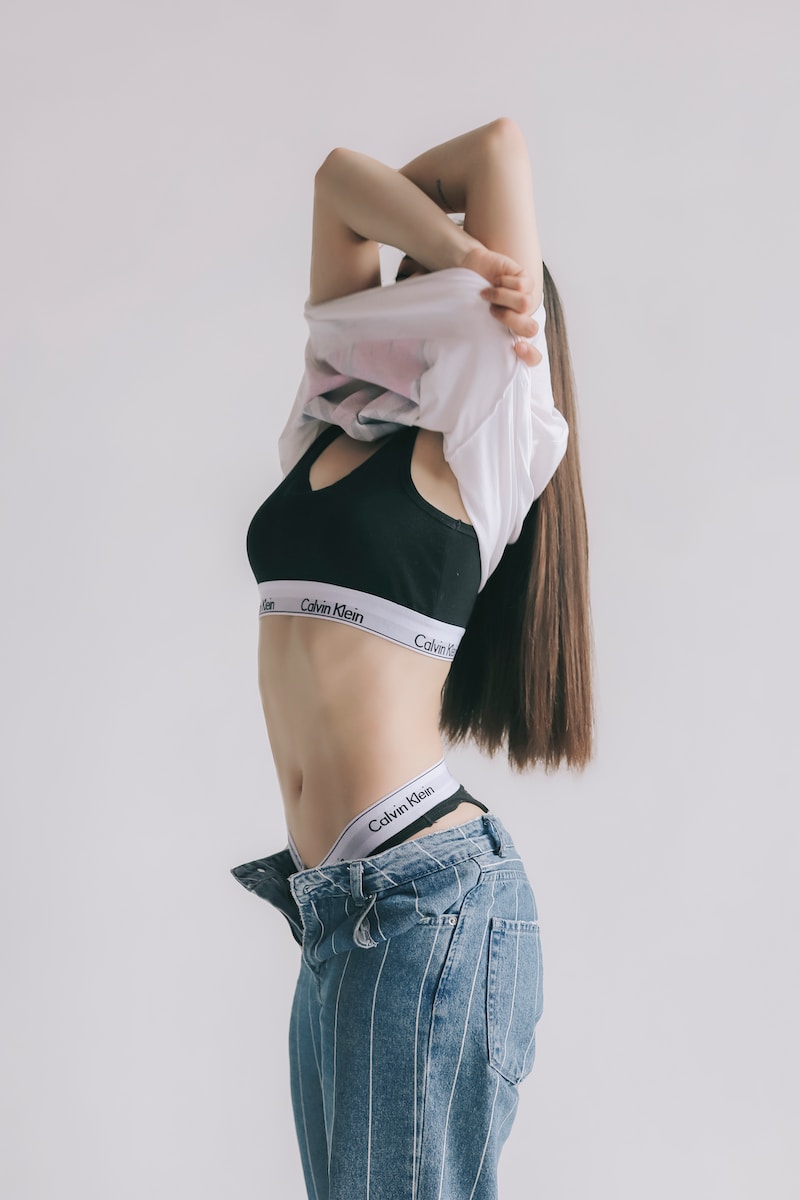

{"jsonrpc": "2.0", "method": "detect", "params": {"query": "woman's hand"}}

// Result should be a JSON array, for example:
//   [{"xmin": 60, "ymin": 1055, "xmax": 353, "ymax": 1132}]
[{"xmin": 459, "ymin": 244, "xmax": 543, "ymax": 366}]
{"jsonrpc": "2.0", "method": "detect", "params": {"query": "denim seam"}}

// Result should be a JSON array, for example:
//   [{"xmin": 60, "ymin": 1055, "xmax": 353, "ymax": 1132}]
[
  {"xmin": 477, "ymin": 868, "xmax": 529, "ymax": 883},
  {"xmin": 416, "ymin": 903, "xmax": 467, "ymax": 1194},
  {"xmin": 364, "ymin": 849, "xmax": 497, "ymax": 899},
  {"xmin": 486, "ymin": 921, "xmax": 542, "ymax": 1085},
  {"xmin": 293, "ymin": 849, "xmax": 491, "ymax": 904}
]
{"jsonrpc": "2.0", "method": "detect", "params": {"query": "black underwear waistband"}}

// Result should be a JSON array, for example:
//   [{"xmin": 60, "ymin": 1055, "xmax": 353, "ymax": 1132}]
[
  {"xmin": 368, "ymin": 786, "xmax": 489, "ymax": 856},
  {"xmin": 286, "ymin": 760, "xmax": 488, "ymax": 871}
]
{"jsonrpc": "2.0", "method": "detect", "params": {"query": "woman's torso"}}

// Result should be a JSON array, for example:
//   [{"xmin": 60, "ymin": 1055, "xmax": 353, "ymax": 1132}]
[{"xmin": 249, "ymin": 425, "xmax": 482, "ymax": 868}]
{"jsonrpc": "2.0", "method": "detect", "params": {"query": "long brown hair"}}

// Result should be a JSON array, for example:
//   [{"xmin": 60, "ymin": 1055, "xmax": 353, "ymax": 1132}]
[{"xmin": 440, "ymin": 262, "xmax": 594, "ymax": 771}]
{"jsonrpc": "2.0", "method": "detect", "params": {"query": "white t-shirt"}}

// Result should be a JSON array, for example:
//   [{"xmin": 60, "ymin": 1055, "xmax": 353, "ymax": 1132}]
[{"xmin": 278, "ymin": 267, "xmax": 569, "ymax": 591}]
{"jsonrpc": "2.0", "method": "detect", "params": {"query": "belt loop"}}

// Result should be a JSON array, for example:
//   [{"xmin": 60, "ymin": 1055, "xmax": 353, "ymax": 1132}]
[
  {"xmin": 349, "ymin": 861, "xmax": 366, "ymax": 905},
  {"xmin": 484, "ymin": 815, "xmax": 507, "ymax": 858}
]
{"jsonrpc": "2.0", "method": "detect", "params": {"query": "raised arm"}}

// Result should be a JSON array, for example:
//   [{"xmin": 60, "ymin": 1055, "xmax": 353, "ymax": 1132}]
[
  {"xmin": 309, "ymin": 121, "xmax": 542, "ymax": 363},
  {"xmin": 309, "ymin": 149, "xmax": 479, "ymax": 305},
  {"xmin": 399, "ymin": 118, "xmax": 544, "ymax": 311}
]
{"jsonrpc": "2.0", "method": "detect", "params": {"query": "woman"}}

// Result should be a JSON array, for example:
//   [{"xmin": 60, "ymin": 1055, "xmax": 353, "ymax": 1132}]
[{"xmin": 232, "ymin": 117, "xmax": 593, "ymax": 1200}]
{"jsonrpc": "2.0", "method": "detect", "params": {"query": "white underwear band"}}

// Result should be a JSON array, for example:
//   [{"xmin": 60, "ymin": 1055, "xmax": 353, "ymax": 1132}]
[
  {"xmin": 257, "ymin": 580, "xmax": 465, "ymax": 661},
  {"xmin": 286, "ymin": 758, "xmax": 462, "ymax": 872}
]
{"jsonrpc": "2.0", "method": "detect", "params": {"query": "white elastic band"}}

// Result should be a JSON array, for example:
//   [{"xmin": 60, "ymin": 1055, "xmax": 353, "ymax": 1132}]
[
  {"xmin": 286, "ymin": 758, "xmax": 462, "ymax": 871},
  {"xmin": 257, "ymin": 580, "xmax": 465, "ymax": 660}
]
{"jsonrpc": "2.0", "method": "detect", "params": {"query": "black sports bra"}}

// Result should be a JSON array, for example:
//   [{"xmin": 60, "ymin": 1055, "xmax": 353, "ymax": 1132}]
[{"xmin": 246, "ymin": 424, "xmax": 481, "ymax": 660}]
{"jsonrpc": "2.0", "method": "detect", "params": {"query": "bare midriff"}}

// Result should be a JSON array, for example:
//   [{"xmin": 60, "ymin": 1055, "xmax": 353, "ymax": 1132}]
[
  {"xmin": 255, "ymin": 427, "xmax": 481, "ymax": 869},
  {"xmin": 256, "ymin": 615, "xmax": 480, "ymax": 869}
]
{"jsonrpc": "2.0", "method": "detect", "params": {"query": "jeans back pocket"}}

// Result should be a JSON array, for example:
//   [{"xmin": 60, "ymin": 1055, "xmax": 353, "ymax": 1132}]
[{"xmin": 486, "ymin": 917, "xmax": 544, "ymax": 1084}]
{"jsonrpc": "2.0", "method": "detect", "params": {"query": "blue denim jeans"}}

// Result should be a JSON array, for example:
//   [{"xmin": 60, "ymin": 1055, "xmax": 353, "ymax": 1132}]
[{"xmin": 231, "ymin": 812, "xmax": 544, "ymax": 1200}]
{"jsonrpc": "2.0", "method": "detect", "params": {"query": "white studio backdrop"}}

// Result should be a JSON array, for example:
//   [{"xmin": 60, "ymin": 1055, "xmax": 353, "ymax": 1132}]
[{"xmin": 2, "ymin": 1, "xmax": 798, "ymax": 1197}]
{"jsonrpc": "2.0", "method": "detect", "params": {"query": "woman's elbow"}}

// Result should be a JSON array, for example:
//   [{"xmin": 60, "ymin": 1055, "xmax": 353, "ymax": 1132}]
[
  {"xmin": 485, "ymin": 117, "xmax": 528, "ymax": 156},
  {"xmin": 315, "ymin": 146, "xmax": 354, "ymax": 187}
]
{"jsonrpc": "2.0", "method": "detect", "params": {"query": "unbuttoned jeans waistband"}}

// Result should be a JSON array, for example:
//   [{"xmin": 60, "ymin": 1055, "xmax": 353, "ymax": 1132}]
[{"xmin": 230, "ymin": 812, "xmax": 520, "ymax": 947}]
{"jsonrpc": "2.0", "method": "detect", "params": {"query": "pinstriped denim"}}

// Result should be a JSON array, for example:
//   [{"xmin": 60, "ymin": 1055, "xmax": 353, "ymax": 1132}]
[{"xmin": 231, "ymin": 813, "xmax": 544, "ymax": 1200}]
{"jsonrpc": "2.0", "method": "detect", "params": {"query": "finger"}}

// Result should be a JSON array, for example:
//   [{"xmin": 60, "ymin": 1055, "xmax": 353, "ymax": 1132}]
[
  {"xmin": 481, "ymin": 287, "xmax": 528, "ymax": 314},
  {"xmin": 513, "ymin": 340, "xmax": 543, "ymax": 366},
  {"xmin": 491, "ymin": 252, "xmax": 525, "ymax": 274},
  {"xmin": 485, "ymin": 278, "xmax": 530, "ymax": 296},
  {"xmin": 481, "ymin": 285, "xmax": 534, "ymax": 314},
  {"xmin": 487, "ymin": 303, "xmax": 539, "ymax": 337},
  {"xmin": 493, "ymin": 272, "xmax": 531, "ymax": 290}
]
